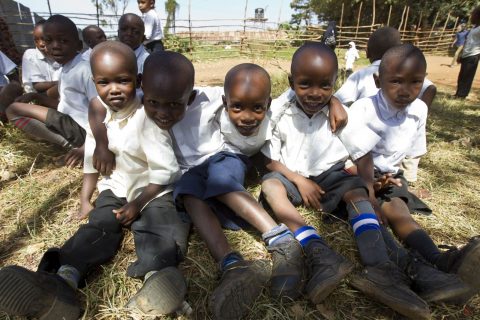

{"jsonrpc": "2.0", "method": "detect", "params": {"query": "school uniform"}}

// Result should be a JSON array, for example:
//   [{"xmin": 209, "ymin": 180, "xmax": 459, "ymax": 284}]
[
  {"xmin": 81, "ymin": 48, "xmax": 92, "ymax": 62},
  {"xmin": 44, "ymin": 53, "xmax": 97, "ymax": 147},
  {"xmin": 134, "ymin": 45, "xmax": 150, "ymax": 75},
  {"xmin": 334, "ymin": 60, "xmax": 434, "ymax": 105},
  {"xmin": 261, "ymin": 97, "xmax": 380, "ymax": 215},
  {"xmin": 348, "ymin": 91, "xmax": 431, "ymax": 214},
  {"xmin": 21, "ymin": 48, "xmax": 62, "ymax": 93},
  {"xmin": 142, "ymin": 8, "xmax": 164, "ymax": 52},
  {"xmin": 39, "ymin": 96, "xmax": 189, "ymax": 281},
  {"xmin": 0, "ymin": 50, "xmax": 16, "ymax": 86}
]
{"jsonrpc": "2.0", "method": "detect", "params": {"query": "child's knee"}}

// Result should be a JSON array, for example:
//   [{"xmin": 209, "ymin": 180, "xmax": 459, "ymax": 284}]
[
  {"xmin": 343, "ymin": 187, "xmax": 368, "ymax": 203},
  {"xmin": 261, "ymin": 178, "xmax": 285, "ymax": 199}
]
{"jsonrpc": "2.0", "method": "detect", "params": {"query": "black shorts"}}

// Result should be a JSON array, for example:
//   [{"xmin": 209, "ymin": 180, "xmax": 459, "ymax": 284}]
[
  {"xmin": 261, "ymin": 161, "xmax": 367, "ymax": 219},
  {"xmin": 375, "ymin": 171, "xmax": 431, "ymax": 215},
  {"xmin": 45, "ymin": 109, "xmax": 86, "ymax": 147}
]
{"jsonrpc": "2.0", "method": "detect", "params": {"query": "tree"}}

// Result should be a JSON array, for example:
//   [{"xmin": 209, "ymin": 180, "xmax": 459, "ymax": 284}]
[
  {"xmin": 91, "ymin": 0, "xmax": 130, "ymax": 27},
  {"xmin": 290, "ymin": 0, "xmax": 313, "ymax": 27},
  {"xmin": 164, "ymin": 0, "xmax": 180, "ymax": 35}
]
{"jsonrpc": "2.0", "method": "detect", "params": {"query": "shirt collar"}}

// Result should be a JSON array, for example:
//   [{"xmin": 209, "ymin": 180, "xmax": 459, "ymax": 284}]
[
  {"xmin": 134, "ymin": 45, "xmax": 147, "ymax": 58},
  {"xmin": 376, "ymin": 90, "xmax": 410, "ymax": 122},
  {"xmin": 285, "ymin": 98, "xmax": 329, "ymax": 119},
  {"xmin": 61, "ymin": 53, "xmax": 83, "ymax": 72},
  {"xmin": 371, "ymin": 60, "xmax": 381, "ymax": 66},
  {"xmin": 102, "ymin": 96, "xmax": 141, "ymax": 128},
  {"xmin": 34, "ymin": 48, "xmax": 47, "ymax": 60}
]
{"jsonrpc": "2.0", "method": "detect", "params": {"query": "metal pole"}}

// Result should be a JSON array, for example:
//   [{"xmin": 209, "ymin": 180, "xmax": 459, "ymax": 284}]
[
  {"xmin": 46, "ymin": 0, "xmax": 52, "ymax": 16},
  {"xmin": 96, "ymin": 0, "xmax": 100, "ymax": 26}
]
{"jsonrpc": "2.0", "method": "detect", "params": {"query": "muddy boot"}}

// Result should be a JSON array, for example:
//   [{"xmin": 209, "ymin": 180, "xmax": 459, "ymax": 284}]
[
  {"xmin": 435, "ymin": 236, "xmax": 480, "ymax": 290},
  {"xmin": 126, "ymin": 266, "xmax": 187, "ymax": 316},
  {"xmin": 0, "ymin": 265, "xmax": 81, "ymax": 320},
  {"xmin": 406, "ymin": 253, "xmax": 474, "ymax": 304},
  {"xmin": 304, "ymin": 239, "xmax": 354, "ymax": 304},
  {"xmin": 209, "ymin": 259, "xmax": 270, "ymax": 320},
  {"xmin": 268, "ymin": 239, "xmax": 305, "ymax": 300},
  {"xmin": 350, "ymin": 261, "xmax": 430, "ymax": 320}
]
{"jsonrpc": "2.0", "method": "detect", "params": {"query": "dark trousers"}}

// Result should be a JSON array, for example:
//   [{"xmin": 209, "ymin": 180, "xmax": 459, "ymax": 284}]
[
  {"xmin": 38, "ymin": 190, "xmax": 190, "ymax": 280},
  {"xmin": 145, "ymin": 40, "xmax": 164, "ymax": 53},
  {"xmin": 455, "ymin": 54, "xmax": 480, "ymax": 98}
]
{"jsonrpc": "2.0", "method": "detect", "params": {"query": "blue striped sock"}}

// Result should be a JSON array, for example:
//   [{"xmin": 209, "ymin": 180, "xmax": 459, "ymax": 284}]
[
  {"xmin": 349, "ymin": 213, "xmax": 380, "ymax": 237},
  {"xmin": 294, "ymin": 225, "xmax": 321, "ymax": 247}
]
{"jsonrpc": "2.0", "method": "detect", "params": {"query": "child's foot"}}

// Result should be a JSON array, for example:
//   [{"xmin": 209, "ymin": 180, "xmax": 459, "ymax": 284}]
[
  {"xmin": 349, "ymin": 261, "xmax": 430, "ymax": 320},
  {"xmin": 304, "ymin": 239, "xmax": 354, "ymax": 304},
  {"xmin": 435, "ymin": 236, "xmax": 480, "ymax": 290},
  {"xmin": 0, "ymin": 265, "xmax": 80, "ymax": 320},
  {"xmin": 126, "ymin": 266, "xmax": 187, "ymax": 315},
  {"xmin": 209, "ymin": 259, "xmax": 270, "ymax": 320},
  {"xmin": 268, "ymin": 239, "xmax": 305, "ymax": 300},
  {"xmin": 406, "ymin": 253, "xmax": 474, "ymax": 304}
]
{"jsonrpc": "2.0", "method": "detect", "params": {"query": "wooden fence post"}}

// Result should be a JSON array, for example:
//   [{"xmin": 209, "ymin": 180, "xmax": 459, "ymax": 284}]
[
  {"xmin": 387, "ymin": 4, "xmax": 392, "ymax": 26},
  {"xmin": 437, "ymin": 11, "xmax": 451, "ymax": 53},
  {"xmin": 398, "ymin": 5, "xmax": 407, "ymax": 30},
  {"xmin": 188, "ymin": 0, "xmax": 193, "ymax": 56},
  {"xmin": 355, "ymin": 2, "xmax": 363, "ymax": 39},
  {"xmin": 371, "ymin": 0, "xmax": 376, "ymax": 30},
  {"xmin": 403, "ymin": 6, "xmax": 409, "ymax": 33},
  {"xmin": 241, "ymin": 0, "xmax": 248, "ymax": 54},
  {"xmin": 339, "ymin": 2, "xmax": 344, "ymax": 47}
]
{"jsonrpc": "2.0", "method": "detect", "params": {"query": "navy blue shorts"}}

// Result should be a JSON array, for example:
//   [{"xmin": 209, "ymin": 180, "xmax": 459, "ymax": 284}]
[
  {"xmin": 261, "ymin": 161, "xmax": 367, "ymax": 220},
  {"xmin": 174, "ymin": 151, "xmax": 252, "ymax": 230}
]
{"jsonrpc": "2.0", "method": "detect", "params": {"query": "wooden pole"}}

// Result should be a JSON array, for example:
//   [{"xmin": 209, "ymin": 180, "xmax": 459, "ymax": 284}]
[
  {"xmin": 339, "ymin": 2, "xmax": 344, "ymax": 47},
  {"xmin": 403, "ymin": 6, "xmax": 409, "ymax": 33},
  {"xmin": 398, "ymin": 5, "xmax": 407, "ymax": 30},
  {"xmin": 355, "ymin": 2, "xmax": 363, "ymax": 39},
  {"xmin": 438, "ymin": 11, "xmax": 451, "ymax": 53},
  {"xmin": 371, "ymin": 0, "xmax": 376, "ymax": 30},
  {"xmin": 188, "ymin": 0, "xmax": 192, "ymax": 54},
  {"xmin": 386, "ymin": 4, "xmax": 392, "ymax": 26},
  {"xmin": 429, "ymin": 11, "xmax": 439, "ymax": 38},
  {"xmin": 417, "ymin": 11, "xmax": 423, "ymax": 30},
  {"xmin": 241, "ymin": 0, "xmax": 248, "ymax": 54}
]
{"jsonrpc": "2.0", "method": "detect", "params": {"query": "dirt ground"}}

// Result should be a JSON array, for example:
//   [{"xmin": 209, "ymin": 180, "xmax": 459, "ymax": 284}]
[{"xmin": 193, "ymin": 55, "xmax": 480, "ymax": 95}]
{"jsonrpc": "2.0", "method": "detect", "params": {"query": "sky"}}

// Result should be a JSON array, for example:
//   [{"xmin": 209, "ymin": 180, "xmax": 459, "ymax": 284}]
[{"xmin": 16, "ymin": 0, "xmax": 294, "ymax": 30}]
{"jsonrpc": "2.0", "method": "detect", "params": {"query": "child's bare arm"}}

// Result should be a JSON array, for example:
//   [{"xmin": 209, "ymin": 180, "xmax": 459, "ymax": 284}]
[
  {"xmin": 76, "ymin": 172, "xmax": 99, "ymax": 220},
  {"xmin": 15, "ymin": 92, "xmax": 59, "ymax": 109},
  {"xmin": 420, "ymin": 85, "xmax": 437, "ymax": 108},
  {"xmin": 113, "ymin": 183, "xmax": 165, "ymax": 226},
  {"xmin": 328, "ymin": 96, "xmax": 348, "ymax": 133},
  {"xmin": 265, "ymin": 157, "xmax": 324, "ymax": 210},
  {"xmin": 33, "ymin": 81, "xmax": 57, "ymax": 93},
  {"xmin": 89, "ymin": 98, "xmax": 115, "ymax": 175}
]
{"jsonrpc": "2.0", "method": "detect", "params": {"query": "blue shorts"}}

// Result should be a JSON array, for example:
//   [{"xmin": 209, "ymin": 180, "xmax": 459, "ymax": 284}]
[{"xmin": 174, "ymin": 151, "xmax": 252, "ymax": 230}]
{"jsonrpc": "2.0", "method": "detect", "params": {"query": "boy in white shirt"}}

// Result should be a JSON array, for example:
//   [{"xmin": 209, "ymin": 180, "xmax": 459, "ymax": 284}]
[
  {"xmin": 344, "ymin": 41, "xmax": 359, "ymax": 77},
  {"xmin": 21, "ymin": 19, "xmax": 62, "ymax": 95},
  {"xmin": 0, "ymin": 50, "xmax": 22, "ymax": 122},
  {"xmin": 6, "ymin": 15, "xmax": 97, "ymax": 167},
  {"xmin": 260, "ymin": 42, "xmax": 431, "ymax": 319},
  {"xmin": 81, "ymin": 25, "xmax": 107, "ymax": 61},
  {"xmin": 137, "ymin": 0, "xmax": 164, "ymax": 52},
  {"xmin": 118, "ymin": 13, "xmax": 150, "ymax": 75},
  {"xmin": 350, "ymin": 44, "xmax": 480, "ymax": 297},
  {"xmin": 0, "ymin": 42, "xmax": 191, "ymax": 319}
]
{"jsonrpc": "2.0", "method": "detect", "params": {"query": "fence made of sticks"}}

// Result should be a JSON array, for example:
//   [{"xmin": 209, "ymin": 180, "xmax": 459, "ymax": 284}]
[{"xmin": 2, "ymin": 2, "xmax": 462, "ymax": 61}]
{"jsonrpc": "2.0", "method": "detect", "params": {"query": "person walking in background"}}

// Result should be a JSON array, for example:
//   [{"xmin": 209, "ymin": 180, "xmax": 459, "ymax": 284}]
[
  {"xmin": 345, "ymin": 41, "xmax": 359, "ymax": 77},
  {"xmin": 450, "ymin": 24, "xmax": 468, "ymax": 67}
]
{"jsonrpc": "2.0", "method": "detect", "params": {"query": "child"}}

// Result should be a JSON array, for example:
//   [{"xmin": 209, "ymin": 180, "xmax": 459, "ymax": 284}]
[
  {"xmin": 0, "ymin": 50, "xmax": 22, "ymax": 122},
  {"xmin": 350, "ymin": 44, "xmax": 480, "ymax": 295},
  {"xmin": 21, "ymin": 19, "xmax": 62, "ymax": 95},
  {"xmin": 0, "ymin": 42, "xmax": 192, "ymax": 319},
  {"xmin": 118, "ymin": 13, "xmax": 150, "ymax": 75},
  {"xmin": 81, "ymin": 25, "xmax": 107, "ymax": 61},
  {"xmin": 345, "ymin": 41, "xmax": 359, "ymax": 77},
  {"xmin": 6, "ymin": 15, "xmax": 96, "ymax": 167},
  {"xmin": 137, "ymin": 0, "xmax": 165, "ymax": 52},
  {"xmin": 450, "ymin": 24, "xmax": 468, "ymax": 67},
  {"xmin": 260, "ymin": 42, "xmax": 431, "ymax": 319},
  {"xmin": 455, "ymin": 6, "xmax": 480, "ymax": 99}
]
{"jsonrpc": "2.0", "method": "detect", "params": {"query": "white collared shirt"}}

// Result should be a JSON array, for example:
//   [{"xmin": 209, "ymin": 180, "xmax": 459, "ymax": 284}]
[
  {"xmin": 81, "ymin": 48, "xmax": 92, "ymax": 62},
  {"xmin": 462, "ymin": 26, "xmax": 480, "ymax": 58},
  {"xmin": 57, "ymin": 53, "xmax": 97, "ymax": 129},
  {"xmin": 134, "ymin": 45, "xmax": 150, "ymax": 74},
  {"xmin": 334, "ymin": 60, "xmax": 434, "ymax": 105},
  {"xmin": 262, "ymin": 99, "xmax": 380, "ymax": 177},
  {"xmin": 84, "ymin": 96, "xmax": 180, "ymax": 201},
  {"xmin": 170, "ymin": 87, "xmax": 225, "ymax": 171},
  {"xmin": 143, "ymin": 8, "xmax": 164, "ymax": 43},
  {"xmin": 21, "ymin": 48, "xmax": 62, "ymax": 92},
  {"xmin": 0, "ymin": 50, "xmax": 16, "ymax": 86},
  {"xmin": 348, "ymin": 91, "xmax": 427, "ymax": 174}
]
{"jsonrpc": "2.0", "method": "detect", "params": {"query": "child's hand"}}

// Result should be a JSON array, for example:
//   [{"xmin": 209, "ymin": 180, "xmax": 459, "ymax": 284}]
[
  {"xmin": 65, "ymin": 145, "xmax": 85, "ymax": 168},
  {"xmin": 113, "ymin": 201, "xmax": 140, "ymax": 226},
  {"xmin": 76, "ymin": 200, "xmax": 93, "ymax": 220},
  {"xmin": 15, "ymin": 92, "xmax": 38, "ymax": 104},
  {"xmin": 93, "ymin": 145, "xmax": 116, "ymax": 176},
  {"xmin": 328, "ymin": 96, "xmax": 348, "ymax": 133},
  {"xmin": 293, "ymin": 176, "xmax": 325, "ymax": 210},
  {"xmin": 373, "ymin": 173, "xmax": 402, "ymax": 192}
]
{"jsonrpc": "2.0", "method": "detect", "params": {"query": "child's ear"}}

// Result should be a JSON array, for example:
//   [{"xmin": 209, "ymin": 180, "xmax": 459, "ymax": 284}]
[
  {"xmin": 266, "ymin": 97, "xmax": 272, "ymax": 109},
  {"xmin": 288, "ymin": 74, "xmax": 294, "ymax": 90},
  {"xmin": 222, "ymin": 95, "xmax": 227, "ymax": 109},
  {"xmin": 136, "ymin": 73, "xmax": 142, "ymax": 89},
  {"xmin": 187, "ymin": 90, "xmax": 197, "ymax": 105},
  {"xmin": 373, "ymin": 72, "xmax": 380, "ymax": 89}
]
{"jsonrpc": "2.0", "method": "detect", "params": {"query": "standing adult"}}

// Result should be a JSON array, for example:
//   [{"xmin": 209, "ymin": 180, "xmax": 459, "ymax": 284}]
[{"xmin": 455, "ymin": 7, "xmax": 480, "ymax": 98}]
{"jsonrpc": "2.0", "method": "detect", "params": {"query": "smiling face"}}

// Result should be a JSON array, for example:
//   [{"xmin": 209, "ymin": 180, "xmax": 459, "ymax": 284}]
[
  {"xmin": 43, "ymin": 21, "xmax": 81, "ymax": 65},
  {"xmin": 376, "ymin": 50, "xmax": 426, "ymax": 110},
  {"xmin": 118, "ymin": 14, "xmax": 144, "ymax": 50},
  {"xmin": 223, "ymin": 69, "xmax": 271, "ymax": 136},
  {"xmin": 33, "ymin": 24, "xmax": 47, "ymax": 55},
  {"xmin": 290, "ymin": 47, "xmax": 337, "ymax": 117},
  {"xmin": 92, "ymin": 52, "xmax": 138, "ymax": 112},
  {"xmin": 137, "ymin": 0, "xmax": 154, "ymax": 13}
]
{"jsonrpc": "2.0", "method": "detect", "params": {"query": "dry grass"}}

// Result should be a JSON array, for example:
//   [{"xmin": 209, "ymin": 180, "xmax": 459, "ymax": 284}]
[{"xmin": 0, "ymin": 86, "xmax": 479, "ymax": 320}]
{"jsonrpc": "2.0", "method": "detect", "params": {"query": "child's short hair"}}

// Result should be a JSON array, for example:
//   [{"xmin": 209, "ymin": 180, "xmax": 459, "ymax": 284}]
[
  {"xmin": 224, "ymin": 63, "xmax": 271, "ymax": 95},
  {"xmin": 367, "ymin": 27, "xmax": 401, "ymax": 62},
  {"xmin": 45, "ymin": 15, "xmax": 79, "ymax": 41},
  {"xmin": 90, "ymin": 41, "xmax": 137, "ymax": 75},
  {"xmin": 143, "ymin": 51, "xmax": 194, "ymax": 90},
  {"xmin": 291, "ymin": 41, "xmax": 338, "ymax": 74},
  {"xmin": 379, "ymin": 44, "xmax": 426, "ymax": 76}
]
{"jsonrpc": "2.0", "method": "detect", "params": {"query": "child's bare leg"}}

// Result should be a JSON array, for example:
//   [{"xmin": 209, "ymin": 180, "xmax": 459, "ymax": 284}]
[
  {"xmin": 0, "ymin": 82, "xmax": 23, "ymax": 120},
  {"xmin": 77, "ymin": 173, "xmax": 99, "ymax": 220},
  {"xmin": 216, "ymin": 191, "xmax": 277, "ymax": 233},
  {"xmin": 183, "ymin": 195, "xmax": 231, "ymax": 263}
]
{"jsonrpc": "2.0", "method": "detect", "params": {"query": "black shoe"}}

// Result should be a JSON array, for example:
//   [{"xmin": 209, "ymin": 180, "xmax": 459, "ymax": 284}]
[
  {"xmin": 406, "ymin": 253, "xmax": 474, "ymax": 304},
  {"xmin": 268, "ymin": 239, "xmax": 305, "ymax": 300},
  {"xmin": 0, "ymin": 265, "xmax": 81, "ymax": 320},
  {"xmin": 436, "ymin": 236, "xmax": 480, "ymax": 290},
  {"xmin": 304, "ymin": 239, "xmax": 353, "ymax": 304},
  {"xmin": 126, "ymin": 266, "xmax": 187, "ymax": 315},
  {"xmin": 350, "ymin": 261, "xmax": 430, "ymax": 320},
  {"xmin": 209, "ymin": 259, "xmax": 270, "ymax": 320}
]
